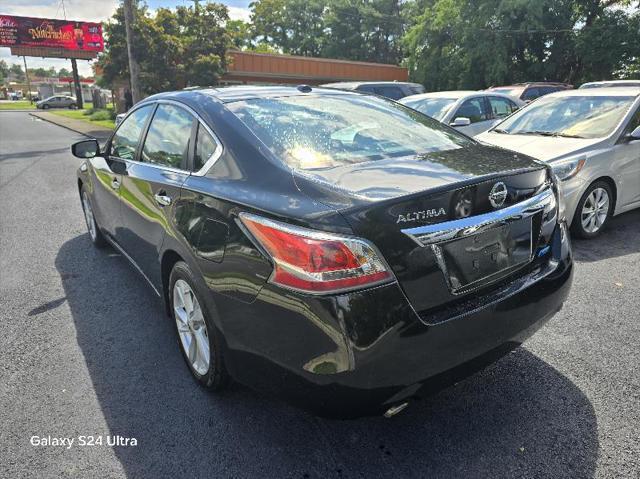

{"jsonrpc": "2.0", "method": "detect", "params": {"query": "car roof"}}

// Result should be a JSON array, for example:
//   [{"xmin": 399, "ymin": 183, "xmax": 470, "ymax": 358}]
[
  {"xmin": 143, "ymin": 85, "xmax": 370, "ymax": 104},
  {"xmin": 401, "ymin": 90, "xmax": 520, "ymax": 101},
  {"xmin": 541, "ymin": 87, "xmax": 640, "ymax": 98},
  {"xmin": 491, "ymin": 82, "xmax": 570, "ymax": 88},
  {"xmin": 320, "ymin": 81, "xmax": 423, "ymax": 88},
  {"xmin": 401, "ymin": 90, "xmax": 486, "ymax": 101},
  {"xmin": 580, "ymin": 80, "xmax": 640, "ymax": 87}
]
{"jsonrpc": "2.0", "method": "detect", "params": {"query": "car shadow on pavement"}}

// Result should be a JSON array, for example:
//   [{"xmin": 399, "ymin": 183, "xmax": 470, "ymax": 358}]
[
  {"xmin": 56, "ymin": 234, "xmax": 598, "ymax": 479},
  {"xmin": 572, "ymin": 209, "xmax": 640, "ymax": 263}
]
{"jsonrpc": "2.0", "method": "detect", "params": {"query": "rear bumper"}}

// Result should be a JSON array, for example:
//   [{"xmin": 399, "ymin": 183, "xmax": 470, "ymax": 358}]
[{"xmin": 219, "ymin": 223, "xmax": 573, "ymax": 418}]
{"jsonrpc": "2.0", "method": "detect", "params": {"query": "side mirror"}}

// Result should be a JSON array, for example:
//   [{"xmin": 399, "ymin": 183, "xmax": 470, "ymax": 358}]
[
  {"xmin": 627, "ymin": 125, "xmax": 640, "ymax": 141},
  {"xmin": 450, "ymin": 117, "xmax": 471, "ymax": 127},
  {"xmin": 71, "ymin": 139, "xmax": 99, "ymax": 159}
]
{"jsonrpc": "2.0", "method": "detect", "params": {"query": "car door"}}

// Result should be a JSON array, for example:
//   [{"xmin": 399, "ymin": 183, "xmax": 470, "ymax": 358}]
[
  {"xmin": 117, "ymin": 101, "xmax": 195, "ymax": 288},
  {"xmin": 91, "ymin": 104, "xmax": 154, "ymax": 237},
  {"xmin": 610, "ymin": 104, "xmax": 640, "ymax": 208},
  {"xmin": 451, "ymin": 97, "xmax": 493, "ymax": 136}
]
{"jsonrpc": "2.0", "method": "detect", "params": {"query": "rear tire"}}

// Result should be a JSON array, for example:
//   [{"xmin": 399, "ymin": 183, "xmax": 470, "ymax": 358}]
[
  {"xmin": 80, "ymin": 185, "xmax": 107, "ymax": 248},
  {"xmin": 169, "ymin": 261, "xmax": 228, "ymax": 391},
  {"xmin": 571, "ymin": 180, "xmax": 613, "ymax": 239}
]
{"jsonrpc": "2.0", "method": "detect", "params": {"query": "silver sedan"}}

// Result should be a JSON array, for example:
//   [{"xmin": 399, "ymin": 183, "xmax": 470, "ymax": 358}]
[
  {"xmin": 36, "ymin": 95, "xmax": 77, "ymax": 109},
  {"xmin": 399, "ymin": 91, "xmax": 524, "ymax": 136},
  {"xmin": 477, "ymin": 88, "xmax": 640, "ymax": 238}
]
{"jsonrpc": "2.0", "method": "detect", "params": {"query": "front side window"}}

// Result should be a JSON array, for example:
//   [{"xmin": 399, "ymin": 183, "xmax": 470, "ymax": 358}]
[
  {"xmin": 494, "ymin": 95, "xmax": 635, "ymax": 139},
  {"xmin": 621, "ymin": 105, "xmax": 640, "ymax": 137},
  {"xmin": 454, "ymin": 98, "xmax": 490, "ymax": 123},
  {"xmin": 227, "ymin": 94, "xmax": 473, "ymax": 170},
  {"xmin": 488, "ymin": 96, "xmax": 518, "ymax": 119},
  {"xmin": 110, "ymin": 104, "xmax": 154, "ymax": 160},
  {"xmin": 141, "ymin": 104, "xmax": 194, "ymax": 168},
  {"xmin": 401, "ymin": 97, "xmax": 456, "ymax": 121},
  {"xmin": 194, "ymin": 123, "xmax": 218, "ymax": 171}
]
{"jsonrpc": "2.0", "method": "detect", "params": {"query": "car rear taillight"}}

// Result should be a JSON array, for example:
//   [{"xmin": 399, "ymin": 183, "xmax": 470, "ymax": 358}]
[{"xmin": 239, "ymin": 213, "xmax": 393, "ymax": 294}]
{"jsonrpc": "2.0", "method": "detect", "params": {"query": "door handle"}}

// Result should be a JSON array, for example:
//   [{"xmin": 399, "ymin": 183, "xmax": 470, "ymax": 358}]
[
  {"xmin": 154, "ymin": 192, "xmax": 172, "ymax": 206},
  {"xmin": 111, "ymin": 177, "xmax": 120, "ymax": 190}
]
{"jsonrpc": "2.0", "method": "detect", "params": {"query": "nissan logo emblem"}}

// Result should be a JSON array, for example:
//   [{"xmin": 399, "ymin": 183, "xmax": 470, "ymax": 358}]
[{"xmin": 489, "ymin": 182, "xmax": 508, "ymax": 209}]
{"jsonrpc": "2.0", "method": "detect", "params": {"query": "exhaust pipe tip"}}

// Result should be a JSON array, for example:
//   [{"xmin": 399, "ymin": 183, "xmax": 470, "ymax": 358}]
[{"xmin": 383, "ymin": 402, "xmax": 409, "ymax": 418}]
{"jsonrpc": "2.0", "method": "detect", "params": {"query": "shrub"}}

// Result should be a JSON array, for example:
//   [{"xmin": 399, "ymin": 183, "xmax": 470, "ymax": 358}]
[{"xmin": 88, "ymin": 110, "xmax": 112, "ymax": 121}]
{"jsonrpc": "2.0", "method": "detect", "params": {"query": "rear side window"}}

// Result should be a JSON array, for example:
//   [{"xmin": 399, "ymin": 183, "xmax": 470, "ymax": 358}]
[
  {"xmin": 357, "ymin": 85, "xmax": 376, "ymax": 94},
  {"xmin": 488, "ymin": 96, "xmax": 518, "ymax": 119},
  {"xmin": 455, "ymin": 98, "xmax": 490, "ymax": 123},
  {"xmin": 373, "ymin": 86, "xmax": 404, "ymax": 100},
  {"xmin": 141, "ymin": 104, "xmax": 194, "ymax": 169},
  {"xmin": 110, "ymin": 104, "xmax": 154, "ymax": 160},
  {"xmin": 194, "ymin": 123, "xmax": 218, "ymax": 171},
  {"xmin": 522, "ymin": 87, "xmax": 541, "ymax": 101}
]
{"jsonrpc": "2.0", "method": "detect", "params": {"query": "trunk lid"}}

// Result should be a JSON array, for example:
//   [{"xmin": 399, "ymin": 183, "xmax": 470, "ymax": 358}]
[{"xmin": 294, "ymin": 144, "xmax": 554, "ymax": 315}]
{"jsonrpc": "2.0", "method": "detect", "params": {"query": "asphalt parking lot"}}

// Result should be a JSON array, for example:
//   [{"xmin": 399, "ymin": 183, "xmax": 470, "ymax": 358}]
[{"xmin": 1, "ymin": 111, "xmax": 639, "ymax": 478}]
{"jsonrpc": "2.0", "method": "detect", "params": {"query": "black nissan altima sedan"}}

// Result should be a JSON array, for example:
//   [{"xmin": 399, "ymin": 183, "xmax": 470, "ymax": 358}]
[{"xmin": 72, "ymin": 85, "xmax": 573, "ymax": 418}]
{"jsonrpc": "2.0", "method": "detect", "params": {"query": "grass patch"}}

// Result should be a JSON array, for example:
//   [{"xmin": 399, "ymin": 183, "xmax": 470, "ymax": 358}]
[
  {"xmin": 49, "ymin": 107, "xmax": 115, "ymax": 129},
  {"xmin": 0, "ymin": 100, "xmax": 35, "ymax": 110}
]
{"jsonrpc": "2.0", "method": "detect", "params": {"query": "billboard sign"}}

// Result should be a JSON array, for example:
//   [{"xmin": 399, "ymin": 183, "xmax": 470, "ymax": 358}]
[{"xmin": 0, "ymin": 15, "xmax": 103, "ymax": 53}]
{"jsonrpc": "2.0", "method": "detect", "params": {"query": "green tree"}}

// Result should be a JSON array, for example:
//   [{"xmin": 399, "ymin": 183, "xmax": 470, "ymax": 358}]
[
  {"xmin": 9, "ymin": 63, "xmax": 25, "ymax": 81},
  {"xmin": 227, "ymin": 19, "xmax": 252, "ymax": 49},
  {"xmin": 97, "ymin": 1, "xmax": 230, "ymax": 94},
  {"xmin": 0, "ymin": 60, "xmax": 9, "ymax": 81},
  {"xmin": 250, "ymin": 0, "xmax": 327, "ymax": 56},
  {"xmin": 250, "ymin": 0, "xmax": 405, "ymax": 63},
  {"xmin": 175, "ymin": 1, "xmax": 230, "ymax": 85},
  {"xmin": 403, "ymin": 0, "xmax": 639, "ymax": 90}
]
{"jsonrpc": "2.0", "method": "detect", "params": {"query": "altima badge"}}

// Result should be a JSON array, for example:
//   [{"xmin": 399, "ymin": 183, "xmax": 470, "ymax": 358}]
[
  {"xmin": 397, "ymin": 208, "xmax": 446, "ymax": 224},
  {"xmin": 489, "ymin": 182, "xmax": 508, "ymax": 209}
]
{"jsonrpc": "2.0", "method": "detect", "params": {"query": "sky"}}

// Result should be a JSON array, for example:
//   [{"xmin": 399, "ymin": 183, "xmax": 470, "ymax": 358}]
[{"xmin": 1, "ymin": 0, "xmax": 252, "ymax": 76}]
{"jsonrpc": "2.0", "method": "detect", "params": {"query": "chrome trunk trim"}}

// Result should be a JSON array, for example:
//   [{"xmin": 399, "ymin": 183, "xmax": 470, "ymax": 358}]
[{"xmin": 402, "ymin": 188, "xmax": 556, "ymax": 247}]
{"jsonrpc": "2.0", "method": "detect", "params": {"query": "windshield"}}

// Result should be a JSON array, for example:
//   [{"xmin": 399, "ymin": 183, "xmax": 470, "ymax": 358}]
[
  {"xmin": 489, "ymin": 87, "xmax": 524, "ymax": 98},
  {"xmin": 494, "ymin": 95, "xmax": 635, "ymax": 139},
  {"xmin": 400, "ymin": 97, "xmax": 456, "ymax": 121},
  {"xmin": 227, "ymin": 94, "xmax": 473, "ymax": 170}
]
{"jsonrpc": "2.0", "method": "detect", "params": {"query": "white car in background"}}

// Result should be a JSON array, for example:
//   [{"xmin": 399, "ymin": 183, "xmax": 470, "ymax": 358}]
[
  {"xmin": 580, "ymin": 80, "xmax": 640, "ymax": 89},
  {"xmin": 399, "ymin": 91, "xmax": 524, "ymax": 137},
  {"xmin": 477, "ymin": 88, "xmax": 640, "ymax": 238}
]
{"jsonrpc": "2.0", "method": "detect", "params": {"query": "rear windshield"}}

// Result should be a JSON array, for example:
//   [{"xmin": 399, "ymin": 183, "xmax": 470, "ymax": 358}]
[{"xmin": 226, "ymin": 94, "xmax": 473, "ymax": 170}]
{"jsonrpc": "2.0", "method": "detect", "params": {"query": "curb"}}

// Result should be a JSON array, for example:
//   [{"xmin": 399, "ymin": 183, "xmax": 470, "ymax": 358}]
[{"xmin": 29, "ymin": 112, "xmax": 113, "ymax": 141}]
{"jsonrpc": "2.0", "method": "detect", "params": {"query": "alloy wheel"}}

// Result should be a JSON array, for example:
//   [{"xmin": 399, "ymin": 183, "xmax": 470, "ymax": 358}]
[
  {"xmin": 82, "ymin": 192, "xmax": 97, "ymax": 241},
  {"xmin": 580, "ymin": 187, "xmax": 609, "ymax": 234},
  {"xmin": 173, "ymin": 279, "xmax": 210, "ymax": 375}
]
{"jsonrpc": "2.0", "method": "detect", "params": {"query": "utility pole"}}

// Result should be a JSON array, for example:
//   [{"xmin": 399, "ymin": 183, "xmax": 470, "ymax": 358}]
[
  {"xmin": 123, "ymin": 0, "xmax": 142, "ymax": 103},
  {"xmin": 70, "ymin": 58, "xmax": 83, "ymax": 109},
  {"xmin": 22, "ymin": 56, "xmax": 32, "ymax": 102}
]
